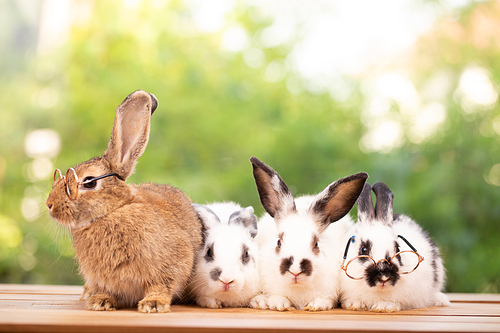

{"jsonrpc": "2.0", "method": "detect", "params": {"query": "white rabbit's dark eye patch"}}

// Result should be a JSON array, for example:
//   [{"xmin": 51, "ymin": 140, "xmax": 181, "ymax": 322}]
[
  {"xmin": 241, "ymin": 244, "xmax": 250, "ymax": 265},
  {"xmin": 359, "ymin": 239, "xmax": 372, "ymax": 256},
  {"xmin": 394, "ymin": 241, "xmax": 403, "ymax": 265},
  {"xmin": 204, "ymin": 243, "xmax": 214, "ymax": 262},
  {"xmin": 275, "ymin": 232, "xmax": 284, "ymax": 254},
  {"xmin": 311, "ymin": 234, "xmax": 320, "ymax": 255}
]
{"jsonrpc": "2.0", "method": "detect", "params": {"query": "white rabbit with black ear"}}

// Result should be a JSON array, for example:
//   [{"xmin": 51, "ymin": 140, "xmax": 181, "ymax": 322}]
[
  {"xmin": 187, "ymin": 202, "xmax": 260, "ymax": 308},
  {"xmin": 249, "ymin": 157, "xmax": 368, "ymax": 311},
  {"xmin": 339, "ymin": 182, "xmax": 450, "ymax": 312}
]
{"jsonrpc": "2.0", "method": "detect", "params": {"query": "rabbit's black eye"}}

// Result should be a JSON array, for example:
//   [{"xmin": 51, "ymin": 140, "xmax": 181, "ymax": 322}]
[
  {"xmin": 204, "ymin": 243, "xmax": 214, "ymax": 262},
  {"xmin": 83, "ymin": 177, "xmax": 97, "ymax": 189},
  {"xmin": 359, "ymin": 240, "xmax": 372, "ymax": 256},
  {"xmin": 241, "ymin": 244, "xmax": 251, "ymax": 265},
  {"xmin": 311, "ymin": 234, "xmax": 320, "ymax": 255},
  {"xmin": 275, "ymin": 233, "xmax": 284, "ymax": 253}
]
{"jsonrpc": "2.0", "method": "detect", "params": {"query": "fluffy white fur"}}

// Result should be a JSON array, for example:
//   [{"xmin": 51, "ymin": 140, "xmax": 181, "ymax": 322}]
[
  {"xmin": 251, "ymin": 196, "xmax": 353, "ymax": 311},
  {"xmin": 339, "ymin": 214, "xmax": 450, "ymax": 312},
  {"xmin": 187, "ymin": 202, "xmax": 260, "ymax": 308}
]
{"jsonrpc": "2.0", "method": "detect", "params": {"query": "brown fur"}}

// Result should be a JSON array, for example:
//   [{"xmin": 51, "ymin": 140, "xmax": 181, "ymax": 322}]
[{"xmin": 46, "ymin": 91, "xmax": 202, "ymax": 312}]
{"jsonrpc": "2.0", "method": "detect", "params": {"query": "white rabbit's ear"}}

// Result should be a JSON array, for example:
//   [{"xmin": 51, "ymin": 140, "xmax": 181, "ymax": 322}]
[
  {"xmin": 103, "ymin": 90, "xmax": 158, "ymax": 180},
  {"xmin": 228, "ymin": 206, "xmax": 258, "ymax": 238},
  {"xmin": 250, "ymin": 157, "xmax": 296, "ymax": 220},
  {"xmin": 310, "ymin": 172, "xmax": 368, "ymax": 231},
  {"xmin": 357, "ymin": 182, "xmax": 375, "ymax": 223},
  {"xmin": 372, "ymin": 182, "xmax": 394, "ymax": 226},
  {"xmin": 192, "ymin": 204, "xmax": 221, "ymax": 231}
]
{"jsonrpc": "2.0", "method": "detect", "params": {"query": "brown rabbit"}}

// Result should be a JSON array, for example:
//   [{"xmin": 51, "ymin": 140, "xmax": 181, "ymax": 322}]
[{"xmin": 46, "ymin": 90, "xmax": 202, "ymax": 313}]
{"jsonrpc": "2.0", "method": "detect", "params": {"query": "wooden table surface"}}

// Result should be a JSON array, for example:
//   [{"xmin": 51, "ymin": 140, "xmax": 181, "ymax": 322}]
[{"xmin": 0, "ymin": 284, "xmax": 499, "ymax": 333}]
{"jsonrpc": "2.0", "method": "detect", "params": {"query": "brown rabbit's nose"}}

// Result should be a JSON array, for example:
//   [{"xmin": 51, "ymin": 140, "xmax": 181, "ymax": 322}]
[{"xmin": 46, "ymin": 198, "xmax": 53, "ymax": 212}]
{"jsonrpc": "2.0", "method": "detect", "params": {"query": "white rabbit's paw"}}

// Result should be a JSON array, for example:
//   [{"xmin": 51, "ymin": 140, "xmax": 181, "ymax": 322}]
[
  {"xmin": 369, "ymin": 301, "xmax": 400, "ymax": 313},
  {"xmin": 342, "ymin": 300, "xmax": 366, "ymax": 311},
  {"xmin": 197, "ymin": 296, "xmax": 223, "ymax": 309},
  {"xmin": 304, "ymin": 298, "xmax": 334, "ymax": 311},
  {"xmin": 267, "ymin": 295, "xmax": 294, "ymax": 311},
  {"xmin": 250, "ymin": 295, "xmax": 268, "ymax": 310},
  {"xmin": 434, "ymin": 292, "xmax": 451, "ymax": 307}
]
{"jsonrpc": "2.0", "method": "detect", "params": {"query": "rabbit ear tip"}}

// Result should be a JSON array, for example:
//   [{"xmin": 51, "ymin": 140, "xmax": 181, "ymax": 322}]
[{"xmin": 149, "ymin": 93, "xmax": 158, "ymax": 115}]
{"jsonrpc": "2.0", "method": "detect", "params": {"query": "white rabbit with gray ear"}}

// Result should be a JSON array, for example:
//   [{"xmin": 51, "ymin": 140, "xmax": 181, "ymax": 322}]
[
  {"xmin": 249, "ymin": 157, "xmax": 368, "ymax": 311},
  {"xmin": 187, "ymin": 202, "xmax": 260, "ymax": 308},
  {"xmin": 339, "ymin": 182, "xmax": 450, "ymax": 312}
]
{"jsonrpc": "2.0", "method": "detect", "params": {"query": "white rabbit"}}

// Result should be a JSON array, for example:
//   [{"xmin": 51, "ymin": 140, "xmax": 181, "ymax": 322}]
[
  {"xmin": 339, "ymin": 182, "xmax": 450, "ymax": 312},
  {"xmin": 248, "ymin": 157, "xmax": 368, "ymax": 311},
  {"xmin": 187, "ymin": 202, "xmax": 260, "ymax": 308}
]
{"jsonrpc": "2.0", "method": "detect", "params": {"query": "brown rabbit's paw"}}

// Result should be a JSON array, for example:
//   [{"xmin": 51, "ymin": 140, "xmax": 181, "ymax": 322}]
[
  {"xmin": 80, "ymin": 284, "xmax": 97, "ymax": 301},
  {"xmin": 138, "ymin": 298, "xmax": 171, "ymax": 313},
  {"xmin": 86, "ymin": 294, "xmax": 117, "ymax": 311}
]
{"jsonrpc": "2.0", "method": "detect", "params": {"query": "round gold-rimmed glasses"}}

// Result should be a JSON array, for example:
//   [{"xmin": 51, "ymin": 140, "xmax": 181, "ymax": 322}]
[
  {"xmin": 53, "ymin": 168, "xmax": 122, "ymax": 201},
  {"xmin": 340, "ymin": 235, "xmax": 425, "ymax": 280}
]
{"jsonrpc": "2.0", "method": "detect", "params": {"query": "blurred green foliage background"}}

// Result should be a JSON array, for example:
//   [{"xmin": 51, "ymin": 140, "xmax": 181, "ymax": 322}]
[{"xmin": 0, "ymin": 0, "xmax": 499, "ymax": 293}]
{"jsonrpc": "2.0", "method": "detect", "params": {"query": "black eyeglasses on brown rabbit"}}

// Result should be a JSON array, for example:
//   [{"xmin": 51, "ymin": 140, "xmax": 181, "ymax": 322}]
[
  {"xmin": 53, "ymin": 168, "xmax": 123, "ymax": 201},
  {"xmin": 341, "ymin": 235, "xmax": 424, "ymax": 280}
]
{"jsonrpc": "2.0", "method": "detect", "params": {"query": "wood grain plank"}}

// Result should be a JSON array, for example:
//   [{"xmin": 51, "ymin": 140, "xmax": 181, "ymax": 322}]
[
  {"xmin": 447, "ymin": 293, "xmax": 500, "ymax": 303},
  {"xmin": 0, "ymin": 284, "xmax": 82, "ymax": 295},
  {"xmin": 0, "ymin": 284, "xmax": 499, "ymax": 333},
  {"xmin": 1, "ymin": 291, "xmax": 499, "ymax": 317},
  {"xmin": 1, "ymin": 308, "xmax": 500, "ymax": 333},
  {"xmin": 3, "ymin": 301, "xmax": 499, "ymax": 317}
]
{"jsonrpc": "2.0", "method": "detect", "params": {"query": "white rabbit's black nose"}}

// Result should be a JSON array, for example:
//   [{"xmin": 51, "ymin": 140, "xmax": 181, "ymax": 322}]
[
  {"xmin": 210, "ymin": 267, "xmax": 222, "ymax": 281},
  {"xmin": 280, "ymin": 257, "xmax": 294, "ymax": 275},
  {"xmin": 300, "ymin": 259, "xmax": 313, "ymax": 276}
]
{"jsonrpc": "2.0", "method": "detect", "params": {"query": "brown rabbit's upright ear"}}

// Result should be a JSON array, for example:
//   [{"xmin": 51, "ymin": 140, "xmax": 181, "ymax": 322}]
[
  {"xmin": 310, "ymin": 172, "xmax": 368, "ymax": 231},
  {"xmin": 250, "ymin": 157, "xmax": 296, "ymax": 220},
  {"xmin": 103, "ymin": 90, "xmax": 158, "ymax": 179}
]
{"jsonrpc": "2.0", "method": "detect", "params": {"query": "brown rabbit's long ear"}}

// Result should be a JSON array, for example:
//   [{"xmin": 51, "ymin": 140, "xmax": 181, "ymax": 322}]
[
  {"xmin": 103, "ymin": 90, "xmax": 158, "ymax": 179},
  {"xmin": 357, "ymin": 182, "xmax": 375, "ymax": 223},
  {"xmin": 250, "ymin": 157, "xmax": 296, "ymax": 220},
  {"xmin": 372, "ymin": 182, "xmax": 394, "ymax": 226},
  {"xmin": 310, "ymin": 172, "xmax": 368, "ymax": 231}
]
